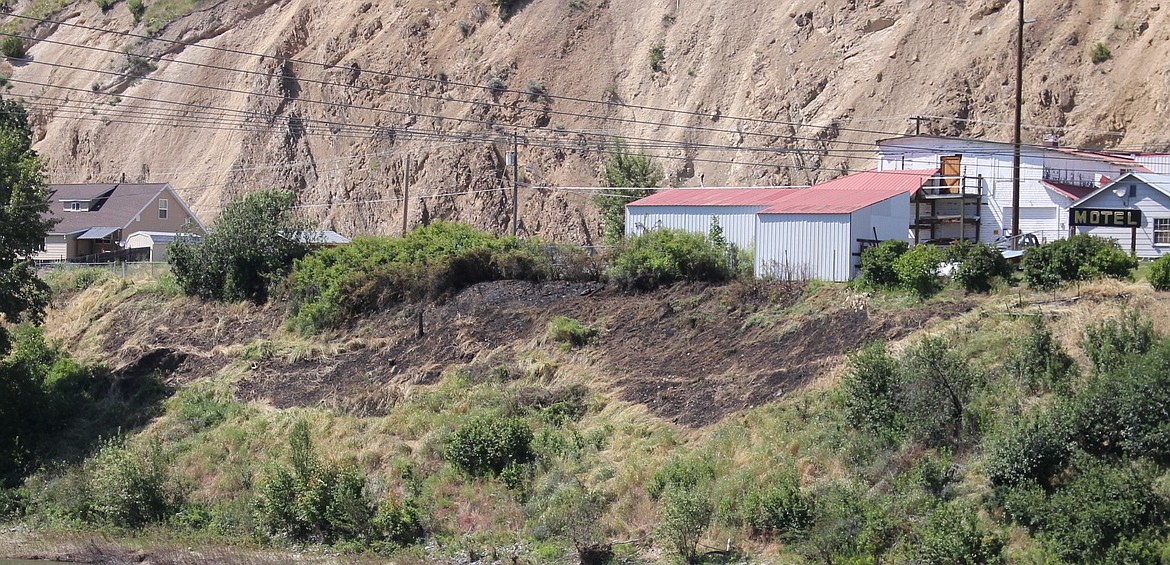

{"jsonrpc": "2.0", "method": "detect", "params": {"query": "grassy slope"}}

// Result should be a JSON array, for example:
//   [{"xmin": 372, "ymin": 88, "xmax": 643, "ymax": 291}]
[{"xmin": 14, "ymin": 268, "xmax": 1170, "ymax": 563}]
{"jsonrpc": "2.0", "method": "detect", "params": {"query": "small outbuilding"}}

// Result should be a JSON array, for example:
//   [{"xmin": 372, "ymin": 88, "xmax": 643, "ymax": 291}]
[
  {"xmin": 624, "ymin": 188, "xmax": 797, "ymax": 251},
  {"xmin": 1068, "ymin": 172, "xmax": 1170, "ymax": 258},
  {"xmin": 755, "ymin": 189, "xmax": 911, "ymax": 281}
]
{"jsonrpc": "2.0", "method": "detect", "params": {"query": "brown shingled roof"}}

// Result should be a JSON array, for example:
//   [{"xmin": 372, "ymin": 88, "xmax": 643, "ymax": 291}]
[{"xmin": 47, "ymin": 183, "xmax": 170, "ymax": 235}]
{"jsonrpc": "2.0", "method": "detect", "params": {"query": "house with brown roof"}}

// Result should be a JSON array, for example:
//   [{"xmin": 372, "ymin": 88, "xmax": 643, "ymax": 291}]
[{"xmin": 35, "ymin": 183, "xmax": 207, "ymax": 262}]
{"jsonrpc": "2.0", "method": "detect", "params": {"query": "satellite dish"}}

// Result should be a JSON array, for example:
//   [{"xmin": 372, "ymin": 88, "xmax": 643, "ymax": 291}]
[{"xmin": 1114, "ymin": 187, "xmax": 1128, "ymax": 199}]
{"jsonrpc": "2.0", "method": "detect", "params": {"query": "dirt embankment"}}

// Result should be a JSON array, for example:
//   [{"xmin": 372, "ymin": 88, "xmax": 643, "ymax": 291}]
[{"xmin": 61, "ymin": 279, "xmax": 969, "ymax": 428}]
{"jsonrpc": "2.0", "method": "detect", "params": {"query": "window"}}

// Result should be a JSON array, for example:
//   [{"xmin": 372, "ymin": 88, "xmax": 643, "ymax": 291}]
[
  {"xmin": 1156, "ymin": 219, "xmax": 1170, "ymax": 245},
  {"xmin": 67, "ymin": 202, "xmax": 79, "ymax": 211},
  {"xmin": 158, "ymin": 198, "xmax": 168, "ymax": 219}
]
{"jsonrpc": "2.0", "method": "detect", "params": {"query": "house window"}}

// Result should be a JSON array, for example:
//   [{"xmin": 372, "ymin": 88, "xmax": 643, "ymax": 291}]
[
  {"xmin": 67, "ymin": 202, "xmax": 80, "ymax": 211},
  {"xmin": 158, "ymin": 198, "xmax": 168, "ymax": 219},
  {"xmin": 1156, "ymin": 219, "xmax": 1170, "ymax": 245}
]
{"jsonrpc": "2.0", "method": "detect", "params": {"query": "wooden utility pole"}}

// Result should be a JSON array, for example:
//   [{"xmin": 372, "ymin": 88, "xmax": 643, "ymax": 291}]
[
  {"xmin": 510, "ymin": 132, "xmax": 519, "ymax": 237},
  {"xmin": 402, "ymin": 154, "xmax": 411, "ymax": 235},
  {"xmin": 1011, "ymin": 0, "xmax": 1024, "ymax": 249}
]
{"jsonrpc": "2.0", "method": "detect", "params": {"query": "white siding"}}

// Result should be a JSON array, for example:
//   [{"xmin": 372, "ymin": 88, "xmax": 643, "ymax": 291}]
[
  {"xmin": 755, "ymin": 215, "xmax": 850, "ymax": 282},
  {"xmin": 1003, "ymin": 207, "xmax": 1063, "ymax": 243},
  {"xmin": 1074, "ymin": 179, "xmax": 1170, "ymax": 258},
  {"xmin": 851, "ymin": 195, "xmax": 912, "ymax": 275},
  {"xmin": 1136, "ymin": 155, "xmax": 1170, "ymax": 175},
  {"xmin": 625, "ymin": 205, "xmax": 765, "ymax": 250},
  {"xmin": 34, "ymin": 242, "xmax": 68, "ymax": 262},
  {"xmin": 878, "ymin": 137, "xmax": 1134, "ymax": 244}
]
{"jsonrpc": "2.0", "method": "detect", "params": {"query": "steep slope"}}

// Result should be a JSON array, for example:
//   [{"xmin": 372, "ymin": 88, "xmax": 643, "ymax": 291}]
[{"xmin": 5, "ymin": 0, "xmax": 1168, "ymax": 241}]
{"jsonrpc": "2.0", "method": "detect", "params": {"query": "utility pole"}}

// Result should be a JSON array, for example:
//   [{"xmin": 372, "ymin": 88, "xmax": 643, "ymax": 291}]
[
  {"xmin": 1011, "ymin": 0, "xmax": 1024, "ymax": 249},
  {"xmin": 402, "ymin": 154, "xmax": 411, "ymax": 235},
  {"xmin": 509, "ymin": 132, "xmax": 519, "ymax": 237},
  {"xmin": 911, "ymin": 115, "xmax": 925, "ymax": 136}
]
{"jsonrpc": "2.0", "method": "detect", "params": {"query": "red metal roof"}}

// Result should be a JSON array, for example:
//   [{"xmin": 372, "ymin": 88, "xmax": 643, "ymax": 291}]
[
  {"xmin": 626, "ymin": 188, "xmax": 800, "ymax": 207},
  {"xmin": 758, "ymin": 188, "xmax": 908, "ymax": 215},
  {"xmin": 1042, "ymin": 180, "xmax": 1096, "ymax": 201},
  {"xmin": 815, "ymin": 169, "xmax": 939, "ymax": 193}
]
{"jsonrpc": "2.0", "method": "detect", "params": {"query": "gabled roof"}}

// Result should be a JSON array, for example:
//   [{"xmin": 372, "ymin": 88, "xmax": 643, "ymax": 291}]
[
  {"xmin": 1071, "ymin": 172, "xmax": 1170, "ymax": 207},
  {"xmin": 876, "ymin": 135, "xmax": 1148, "ymax": 169},
  {"xmin": 47, "ymin": 183, "xmax": 171, "ymax": 235},
  {"xmin": 626, "ymin": 188, "xmax": 799, "ymax": 207},
  {"xmin": 1042, "ymin": 180, "xmax": 1097, "ymax": 201},
  {"xmin": 818, "ymin": 169, "xmax": 939, "ymax": 193},
  {"xmin": 758, "ymin": 188, "xmax": 907, "ymax": 215}
]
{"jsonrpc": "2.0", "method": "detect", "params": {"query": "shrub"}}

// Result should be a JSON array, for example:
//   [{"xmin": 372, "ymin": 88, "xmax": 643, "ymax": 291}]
[
  {"xmin": 525, "ymin": 79, "xmax": 547, "ymax": 103},
  {"xmin": 94, "ymin": 0, "xmax": 116, "ymax": 11},
  {"xmin": 1080, "ymin": 308, "xmax": 1154, "ymax": 375},
  {"xmin": 609, "ymin": 228, "xmax": 731, "ymax": 291},
  {"xmin": 858, "ymin": 240, "xmax": 907, "ymax": 288},
  {"xmin": 1149, "ymin": 255, "xmax": 1170, "ymax": 291},
  {"xmin": 1004, "ymin": 456, "xmax": 1164, "ymax": 562},
  {"xmin": 370, "ymin": 497, "xmax": 425, "ymax": 547},
  {"xmin": 445, "ymin": 415, "xmax": 534, "ymax": 478},
  {"xmin": 736, "ymin": 472, "xmax": 811, "ymax": 541},
  {"xmin": 1005, "ymin": 315, "xmax": 1077, "ymax": 393},
  {"xmin": 484, "ymin": 75, "xmax": 506, "ymax": 95},
  {"xmin": 169, "ymin": 189, "xmax": 308, "ymax": 304},
  {"xmin": 1091, "ymin": 42, "xmax": 1111, "ymax": 64},
  {"xmin": 893, "ymin": 243, "xmax": 944, "ymax": 296},
  {"xmin": 912, "ymin": 501, "xmax": 1003, "ymax": 564},
  {"xmin": 89, "ymin": 438, "xmax": 183, "ymax": 528},
  {"xmin": 655, "ymin": 485, "xmax": 711, "ymax": 564},
  {"xmin": 594, "ymin": 140, "xmax": 662, "ymax": 243},
  {"xmin": 896, "ymin": 335, "xmax": 982, "ymax": 445},
  {"xmin": 798, "ymin": 481, "xmax": 898, "ymax": 562},
  {"xmin": 546, "ymin": 316, "xmax": 597, "ymax": 348},
  {"xmin": 949, "ymin": 241, "xmax": 1012, "ymax": 293},
  {"xmin": 128, "ymin": 0, "xmax": 145, "ymax": 23},
  {"xmin": 984, "ymin": 409, "xmax": 1071, "ymax": 487},
  {"xmin": 1, "ymin": 37, "xmax": 25, "ymax": 60},
  {"xmin": 527, "ymin": 479, "xmax": 611, "ymax": 560},
  {"xmin": 648, "ymin": 457, "xmax": 716, "ymax": 501},
  {"xmin": 649, "ymin": 43, "xmax": 665, "ymax": 72},
  {"xmin": 841, "ymin": 341, "xmax": 899, "ymax": 436},
  {"xmin": 1022, "ymin": 234, "xmax": 1136, "ymax": 289}
]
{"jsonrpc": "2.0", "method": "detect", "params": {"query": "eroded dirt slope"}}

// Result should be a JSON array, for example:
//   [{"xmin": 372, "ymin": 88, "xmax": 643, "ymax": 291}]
[{"xmin": 49, "ymin": 279, "xmax": 969, "ymax": 427}]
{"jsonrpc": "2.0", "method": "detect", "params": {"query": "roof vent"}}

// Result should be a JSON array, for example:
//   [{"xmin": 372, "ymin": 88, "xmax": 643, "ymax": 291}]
[{"xmin": 1044, "ymin": 134, "xmax": 1060, "ymax": 148}]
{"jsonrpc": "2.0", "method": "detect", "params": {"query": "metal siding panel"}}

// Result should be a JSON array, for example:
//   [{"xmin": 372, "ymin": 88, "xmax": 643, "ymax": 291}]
[
  {"xmin": 757, "ymin": 215, "xmax": 849, "ymax": 281},
  {"xmin": 625, "ymin": 205, "xmax": 764, "ymax": 250}
]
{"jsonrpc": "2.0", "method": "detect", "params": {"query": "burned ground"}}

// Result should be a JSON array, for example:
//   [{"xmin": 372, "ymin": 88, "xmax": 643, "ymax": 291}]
[{"xmin": 77, "ymin": 280, "xmax": 969, "ymax": 428}]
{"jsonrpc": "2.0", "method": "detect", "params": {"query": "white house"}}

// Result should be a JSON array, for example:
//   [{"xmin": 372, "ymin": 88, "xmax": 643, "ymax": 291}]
[
  {"xmin": 1069, "ymin": 172, "xmax": 1170, "ymax": 258},
  {"xmin": 877, "ymin": 136, "xmax": 1146, "ymax": 244}
]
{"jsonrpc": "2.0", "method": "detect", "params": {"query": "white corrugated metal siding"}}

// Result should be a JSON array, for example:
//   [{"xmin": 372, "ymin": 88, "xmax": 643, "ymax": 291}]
[
  {"xmin": 755, "ymin": 214, "xmax": 850, "ymax": 281},
  {"xmin": 1136, "ymin": 155, "xmax": 1170, "ymax": 175},
  {"xmin": 625, "ymin": 205, "xmax": 766, "ymax": 250},
  {"xmin": 851, "ymin": 194, "xmax": 912, "ymax": 277}
]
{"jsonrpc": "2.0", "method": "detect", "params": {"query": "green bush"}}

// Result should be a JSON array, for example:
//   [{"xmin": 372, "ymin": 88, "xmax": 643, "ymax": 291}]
[
  {"xmin": 736, "ymin": 472, "xmax": 811, "ymax": 541},
  {"xmin": 1006, "ymin": 315, "xmax": 1077, "ymax": 393},
  {"xmin": 893, "ymin": 243, "xmax": 944, "ymax": 296},
  {"xmin": 841, "ymin": 341, "xmax": 899, "ymax": 436},
  {"xmin": 546, "ymin": 316, "xmax": 598, "ymax": 348},
  {"xmin": 1091, "ymin": 42, "xmax": 1111, "ymax": 64},
  {"xmin": 984, "ymin": 409, "xmax": 1071, "ymax": 487},
  {"xmin": 595, "ymin": 140, "xmax": 662, "ymax": 244},
  {"xmin": 287, "ymin": 223, "xmax": 591, "ymax": 334},
  {"xmin": 445, "ymin": 415, "xmax": 534, "ymax": 478},
  {"xmin": 649, "ymin": 43, "xmax": 665, "ymax": 72},
  {"xmin": 170, "ymin": 190, "xmax": 309, "ymax": 304},
  {"xmin": 1, "ymin": 37, "xmax": 25, "ymax": 60},
  {"xmin": 655, "ymin": 485, "xmax": 711, "ymax": 564},
  {"xmin": 949, "ymin": 241, "xmax": 1012, "ymax": 293},
  {"xmin": 609, "ymin": 228, "xmax": 731, "ymax": 292},
  {"xmin": 89, "ymin": 438, "xmax": 183, "ymax": 528},
  {"xmin": 1080, "ymin": 308, "xmax": 1154, "ymax": 375},
  {"xmin": 1149, "ymin": 255, "xmax": 1170, "ymax": 291},
  {"xmin": 896, "ymin": 336, "xmax": 982, "ymax": 446},
  {"xmin": 858, "ymin": 240, "xmax": 907, "ymax": 288},
  {"xmin": 798, "ymin": 481, "xmax": 898, "ymax": 563},
  {"xmin": 370, "ymin": 497, "xmax": 425, "ymax": 548},
  {"xmin": 527, "ymin": 478, "xmax": 610, "ymax": 559},
  {"xmin": 128, "ymin": 0, "xmax": 145, "ymax": 23},
  {"xmin": 912, "ymin": 501, "xmax": 1003, "ymax": 564},
  {"xmin": 648, "ymin": 457, "xmax": 716, "ymax": 501},
  {"xmin": 1022, "ymin": 234, "xmax": 1137, "ymax": 289},
  {"xmin": 94, "ymin": 0, "xmax": 117, "ymax": 11},
  {"xmin": 1003, "ymin": 456, "xmax": 1164, "ymax": 562}
]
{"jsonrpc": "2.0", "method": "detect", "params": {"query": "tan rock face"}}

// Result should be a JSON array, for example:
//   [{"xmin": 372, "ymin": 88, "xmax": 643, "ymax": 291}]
[{"xmin": 8, "ymin": 0, "xmax": 1169, "ymax": 242}]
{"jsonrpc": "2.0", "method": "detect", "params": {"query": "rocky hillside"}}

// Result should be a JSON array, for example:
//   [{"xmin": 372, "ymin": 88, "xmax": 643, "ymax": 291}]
[{"xmin": 5, "ymin": 0, "xmax": 1168, "ymax": 241}]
